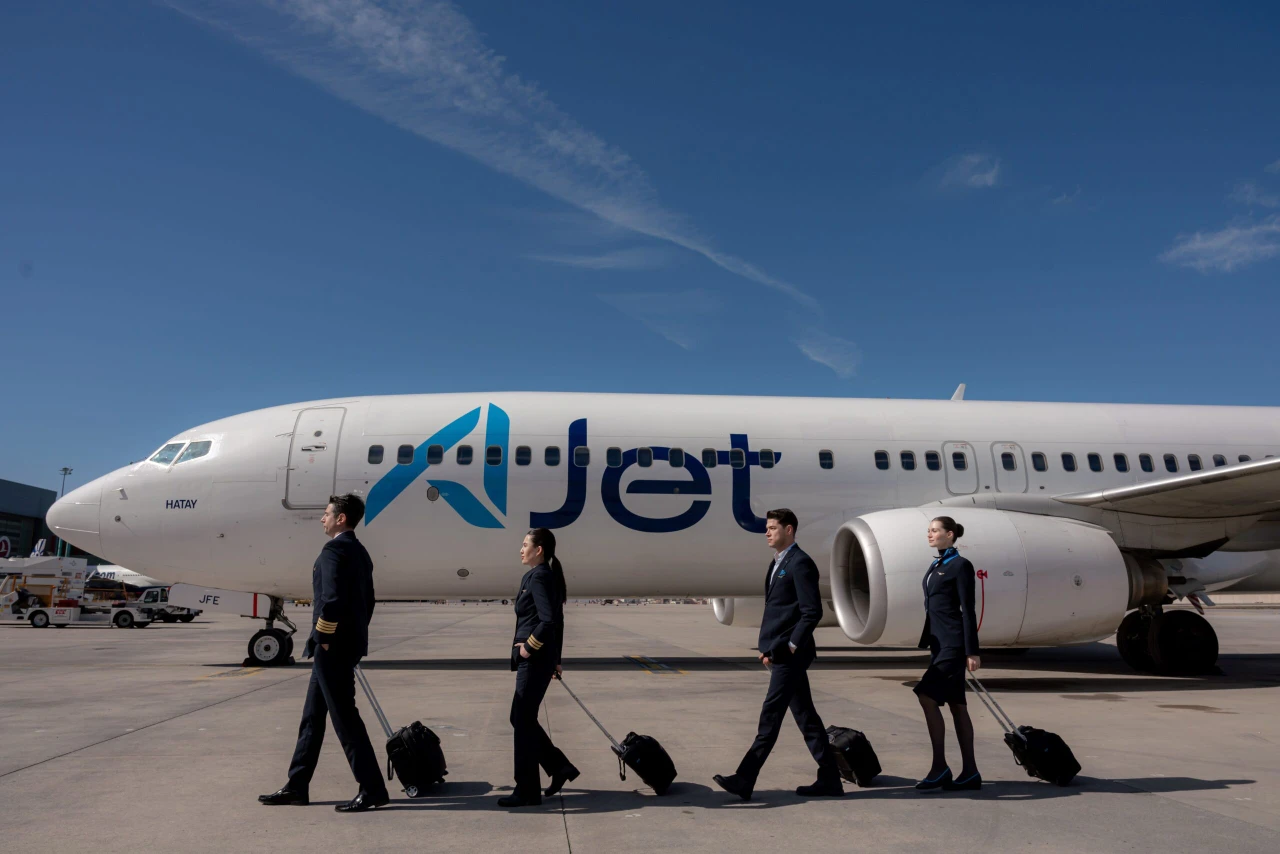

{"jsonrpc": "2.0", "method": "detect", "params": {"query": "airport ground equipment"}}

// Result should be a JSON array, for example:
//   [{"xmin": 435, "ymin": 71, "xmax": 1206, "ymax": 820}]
[
  {"xmin": 354, "ymin": 665, "xmax": 447, "ymax": 798},
  {"xmin": 0, "ymin": 557, "xmax": 182, "ymax": 628},
  {"xmin": 168, "ymin": 584, "xmax": 296, "ymax": 666},
  {"xmin": 968, "ymin": 676, "xmax": 1080, "ymax": 786},
  {"xmin": 556, "ymin": 675, "xmax": 677, "ymax": 795},
  {"xmin": 825, "ymin": 725, "xmax": 881, "ymax": 787}
]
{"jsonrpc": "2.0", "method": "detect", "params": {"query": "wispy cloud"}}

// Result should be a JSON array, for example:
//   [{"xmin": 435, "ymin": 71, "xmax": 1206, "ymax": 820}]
[
  {"xmin": 1160, "ymin": 216, "xmax": 1280, "ymax": 273},
  {"xmin": 1051, "ymin": 186, "xmax": 1082, "ymax": 205},
  {"xmin": 793, "ymin": 330, "xmax": 860, "ymax": 379},
  {"xmin": 528, "ymin": 247, "xmax": 671, "ymax": 271},
  {"xmin": 1266, "ymin": 159, "xmax": 1280, "ymax": 175},
  {"xmin": 598, "ymin": 289, "xmax": 721, "ymax": 350},
  {"xmin": 938, "ymin": 153, "xmax": 1001, "ymax": 189},
  {"xmin": 1229, "ymin": 180, "xmax": 1280, "ymax": 209}
]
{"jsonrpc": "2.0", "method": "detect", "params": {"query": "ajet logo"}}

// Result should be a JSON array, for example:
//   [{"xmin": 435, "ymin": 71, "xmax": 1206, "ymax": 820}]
[{"xmin": 364, "ymin": 403, "xmax": 779, "ymax": 534}]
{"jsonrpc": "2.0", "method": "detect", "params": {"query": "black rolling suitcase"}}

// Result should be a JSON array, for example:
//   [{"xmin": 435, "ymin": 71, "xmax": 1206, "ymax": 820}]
[
  {"xmin": 825, "ymin": 725, "xmax": 881, "ymax": 787},
  {"xmin": 968, "ymin": 676, "xmax": 1080, "ymax": 786},
  {"xmin": 557, "ymin": 676, "xmax": 677, "ymax": 795},
  {"xmin": 355, "ymin": 665, "xmax": 447, "ymax": 797}
]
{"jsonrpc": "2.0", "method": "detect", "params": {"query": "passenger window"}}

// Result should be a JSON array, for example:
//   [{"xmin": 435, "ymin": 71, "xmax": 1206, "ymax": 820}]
[
  {"xmin": 545, "ymin": 446, "xmax": 561, "ymax": 466},
  {"xmin": 901, "ymin": 451, "xmax": 916, "ymax": 471},
  {"xmin": 574, "ymin": 447, "xmax": 590, "ymax": 467},
  {"xmin": 607, "ymin": 447, "xmax": 623, "ymax": 468},
  {"xmin": 1164, "ymin": 453, "xmax": 1178, "ymax": 473},
  {"xmin": 515, "ymin": 446, "xmax": 531, "ymax": 466},
  {"xmin": 1213, "ymin": 454, "xmax": 1226, "ymax": 467},
  {"xmin": 485, "ymin": 445, "xmax": 503, "ymax": 466},
  {"xmin": 637, "ymin": 447, "xmax": 653, "ymax": 467},
  {"xmin": 1114, "ymin": 453, "xmax": 1129, "ymax": 473},
  {"xmin": 1188, "ymin": 454, "xmax": 1202, "ymax": 471},
  {"xmin": 669, "ymin": 447, "xmax": 685, "ymax": 468},
  {"xmin": 925, "ymin": 451, "xmax": 941, "ymax": 471},
  {"xmin": 456, "ymin": 445, "xmax": 473, "ymax": 465},
  {"xmin": 702, "ymin": 448, "xmax": 718, "ymax": 468},
  {"xmin": 1062, "ymin": 453, "xmax": 1077, "ymax": 472},
  {"xmin": 176, "ymin": 440, "xmax": 212, "ymax": 464},
  {"xmin": 1239, "ymin": 454, "xmax": 1252, "ymax": 463},
  {"xmin": 397, "ymin": 444, "xmax": 414, "ymax": 465},
  {"xmin": 1140, "ymin": 453, "xmax": 1154, "ymax": 472},
  {"xmin": 952, "ymin": 451, "xmax": 968, "ymax": 471},
  {"xmin": 427, "ymin": 444, "xmax": 444, "ymax": 465},
  {"xmin": 367, "ymin": 445, "xmax": 384, "ymax": 465},
  {"xmin": 1001, "ymin": 452, "xmax": 1017, "ymax": 471},
  {"xmin": 875, "ymin": 451, "xmax": 890, "ymax": 470},
  {"xmin": 819, "ymin": 450, "xmax": 834, "ymax": 470},
  {"xmin": 1088, "ymin": 453, "xmax": 1103, "ymax": 472},
  {"xmin": 730, "ymin": 449, "xmax": 745, "ymax": 469},
  {"xmin": 759, "ymin": 449, "xmax": 776, "ymax": 469},
  {"xmin": 1031, "ymin": 452, "xmax": 1047, "ymax": 472},
  {"xmin": 150, "ymin": 442, "xmax": 186, "ymax": 465}
]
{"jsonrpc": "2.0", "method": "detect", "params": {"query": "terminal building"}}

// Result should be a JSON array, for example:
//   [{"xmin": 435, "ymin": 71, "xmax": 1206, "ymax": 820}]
[{"xmin": 0, "ymin": 479, "xmax": 57, "ymax": 559}]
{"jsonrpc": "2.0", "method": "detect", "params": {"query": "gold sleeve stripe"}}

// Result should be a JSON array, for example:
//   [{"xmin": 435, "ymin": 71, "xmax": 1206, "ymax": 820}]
[
  {"xmin": 315, "ymin": 619, "xmax": 339, "ymax": 634},
  {"xmin": 526, "ymin": 635, "xmax": 544, "ymax": 650}
]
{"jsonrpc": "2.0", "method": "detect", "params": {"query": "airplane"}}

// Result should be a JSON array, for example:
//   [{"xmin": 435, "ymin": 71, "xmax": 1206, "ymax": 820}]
[
  {"xmin": 90, "ymin": 565, "xmax": 167, "ymax": 590},
  {"xmin": 46, "ymin": 391, "xmax": 1280, "ymax": 668}
]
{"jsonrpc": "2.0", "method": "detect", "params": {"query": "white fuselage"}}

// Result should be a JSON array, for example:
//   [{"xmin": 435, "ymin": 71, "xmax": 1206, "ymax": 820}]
[{"xmin": 50, "ymin": 393, "xmax": 1280, "ymax": 608}]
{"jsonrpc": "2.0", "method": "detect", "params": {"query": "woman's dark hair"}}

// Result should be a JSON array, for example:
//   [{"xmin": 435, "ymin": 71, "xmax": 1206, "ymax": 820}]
[
  {"xmin": 932, "ymin": 515, "xmax": 965, "ymax": 541},
  {"xmin": 527, "ymin": 528, "xmax": 567, "ymax": 601}
]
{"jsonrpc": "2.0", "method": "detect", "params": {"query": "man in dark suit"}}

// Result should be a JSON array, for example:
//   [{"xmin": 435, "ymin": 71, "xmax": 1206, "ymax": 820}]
[
  {"xmin": 714, "ymin": 508, "xmax": 842, "ymax": 800},
  {"xmin": 259, "ymin": 493, "xmax": 390, "ymax": 812}
]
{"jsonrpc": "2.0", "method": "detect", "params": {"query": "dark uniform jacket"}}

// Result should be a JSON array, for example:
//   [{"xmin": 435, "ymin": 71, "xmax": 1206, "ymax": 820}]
[
  {"xmin": 757, "ymin": 545, "xmax": 823, "ymax": 660},
  {"xmin": 308, "ymin": 530, "xmax": 376, "ymax": 658},
  {"xmin": 512, "ymin": 563, "xmax": 564, "ymax": 669},
  {"xmin": 917, "ymin": 547, "xmax": 980, "ymax": 656}
]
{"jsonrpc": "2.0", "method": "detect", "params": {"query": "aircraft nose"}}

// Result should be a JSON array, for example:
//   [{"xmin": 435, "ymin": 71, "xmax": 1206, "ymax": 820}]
[{"xmin": 47, "ymin": 481, "xmax": 102, "ymax": 557}]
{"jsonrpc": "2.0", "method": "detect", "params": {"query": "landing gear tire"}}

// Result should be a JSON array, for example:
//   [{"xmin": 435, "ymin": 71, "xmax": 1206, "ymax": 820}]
[
  {"xmin": 1116, "ymin": 611, "xmax": 1156, "ymax": 671},
  {"xmin": 1149, "ymin": 610, "xmax": 1218, "ymax": 675},
  {"xmin": 248, "ymin": 628, "xmax": 291, "ymax": 667},
  {"xmin": 29, "ymin": 611, "xmax": 50, "ymax": 629},
  {"xmin": 113, "ymin": 611, "xmax": 135, "ymax": 629}
]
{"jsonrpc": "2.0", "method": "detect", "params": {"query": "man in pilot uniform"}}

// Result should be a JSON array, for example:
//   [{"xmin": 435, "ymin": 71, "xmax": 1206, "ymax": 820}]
[
  {"xmin": 714, "ymin": 508, "xmax": 843, "ymax": 800},
  {"xmin": 259, "ymin": 493, "xmax": 390, "ymax": 812}
]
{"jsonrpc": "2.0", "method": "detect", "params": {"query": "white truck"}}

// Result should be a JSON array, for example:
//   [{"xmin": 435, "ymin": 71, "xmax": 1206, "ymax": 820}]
[{"xmin": 0, "ymin": 557, "xmax": 198, "ymax": 628}]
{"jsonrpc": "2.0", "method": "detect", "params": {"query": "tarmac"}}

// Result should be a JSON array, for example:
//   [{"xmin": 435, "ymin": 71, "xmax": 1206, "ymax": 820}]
[{"xmin": 1, "ymin": 603, "xmax": 1278, "ymax": 853}]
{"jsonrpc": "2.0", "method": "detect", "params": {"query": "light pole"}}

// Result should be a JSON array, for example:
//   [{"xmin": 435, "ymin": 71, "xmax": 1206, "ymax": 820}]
[{"xmin": 59, "ymin": 467, "xmax": 73, "ymax": 497}]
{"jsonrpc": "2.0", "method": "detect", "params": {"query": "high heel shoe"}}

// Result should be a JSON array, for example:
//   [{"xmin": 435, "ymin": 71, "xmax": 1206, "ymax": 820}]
[
  {"xmin": 914, "ymin": 768, "xmax": 952, "ymax": 790},
  {"xmin": 942, "ymin": 771, "xmax": 982, "ymax": 791}
]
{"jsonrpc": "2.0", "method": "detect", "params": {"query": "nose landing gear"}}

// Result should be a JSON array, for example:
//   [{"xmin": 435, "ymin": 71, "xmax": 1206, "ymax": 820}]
[
  {"xmin": 244, "ymin": 597, "xmax": 298, "ymax": 667},
  {"xmin": 1116, "ymin": 605, "xmax": 1219, "ymax": 675}
]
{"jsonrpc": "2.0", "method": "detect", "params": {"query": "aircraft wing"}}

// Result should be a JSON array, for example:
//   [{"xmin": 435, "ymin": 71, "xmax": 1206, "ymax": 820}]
[{"xmin": 1053, "ymin": 457, "xmax": 1280, "ymax": 519}]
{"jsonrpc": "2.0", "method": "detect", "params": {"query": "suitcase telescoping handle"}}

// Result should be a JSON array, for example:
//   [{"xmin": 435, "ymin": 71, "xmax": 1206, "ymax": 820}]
[
  {"xmin": 354, "ymin": 666, "xmax": 397, "ymax": 782},
  {"xmin": 556, "ymin": 675, "xmax": 629, "ymax": 782},
  {"xmin": 966, "ymin": 675, "xmax": 1026, "ymax": 743}
]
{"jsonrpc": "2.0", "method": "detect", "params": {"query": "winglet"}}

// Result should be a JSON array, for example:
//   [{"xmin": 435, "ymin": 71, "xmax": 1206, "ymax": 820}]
[{"xmin": 951, "ymin": 383, "xmax": 966, "ymax": 401}]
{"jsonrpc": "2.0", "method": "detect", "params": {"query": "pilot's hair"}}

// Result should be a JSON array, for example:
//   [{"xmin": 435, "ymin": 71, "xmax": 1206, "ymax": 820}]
[
  {"xmin": 526, "ymin": 528, "xmax": 567, "ymax": 601},
  {"xmin": 932, "ymin": 515, "xmax": 964, "ymax": 540},
  {"xmin": 766, "ymin": 508, "xmax": 799, "ymax": 532},
  {"xmin": 328, "ymin": 493, "xmax": 365, "ymax": 528}
]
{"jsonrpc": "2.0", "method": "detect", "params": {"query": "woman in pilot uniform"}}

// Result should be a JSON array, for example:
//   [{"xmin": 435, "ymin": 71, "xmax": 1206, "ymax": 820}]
[
  {"xmin": 914, "ymin": 516, "xmax": 983, "ymax": 791},
  {"xmin": 499, "ymin": 528, "xmax": 580, "ymax": 807}
]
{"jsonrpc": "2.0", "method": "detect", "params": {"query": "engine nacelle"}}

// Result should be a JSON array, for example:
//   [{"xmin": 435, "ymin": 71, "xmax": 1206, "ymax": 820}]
[
  {"xmin": 830, "ymin": 508, "xmax": 1135, "ymax": 647},
  {"xmin": 711, "ymin": 597, "xmax": 840, "ymax": 628}
]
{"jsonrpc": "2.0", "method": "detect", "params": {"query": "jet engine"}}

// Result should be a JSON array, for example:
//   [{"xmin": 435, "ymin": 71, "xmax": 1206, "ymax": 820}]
[
  {"xmin": 829, "ymin": 507, "xmax": 1163, "ymax": 648},
  {"xmin": 711, "ymin": 597, "xmax": 841, "ymax": 628}
]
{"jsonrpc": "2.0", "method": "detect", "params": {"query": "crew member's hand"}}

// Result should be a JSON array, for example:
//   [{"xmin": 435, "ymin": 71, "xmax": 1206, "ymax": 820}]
[
  {"xmin": 759, "ymin": 652, "xmax": 771, "ymax": 668},
  {"xmin": 321, "ymin": 644, "xmax": 329, "ymax": 651},
  {"xmin": 966, "ymin": 655, "xmax": 981, "ymax": 672},
  {"xmin": 517, "ymin": 643, "xmax": 531, "ymax": 659},
  {"xmin": 555, "ymin": 665, "xmax": 563, "ymax": 677}
]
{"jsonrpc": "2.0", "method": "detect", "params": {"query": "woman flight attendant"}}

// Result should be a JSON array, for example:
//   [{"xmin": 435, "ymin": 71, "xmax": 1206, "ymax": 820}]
[
  {"xmin": 499, "ymin": 528, "xmax": 580, "ymax": 808},
  {"xmin": 914, "ymin": 516, "xmax": 982, "ymax": 792}
]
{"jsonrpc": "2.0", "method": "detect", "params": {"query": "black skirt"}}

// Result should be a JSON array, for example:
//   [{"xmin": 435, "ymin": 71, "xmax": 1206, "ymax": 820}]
[{"xmin": 914, "ymin": 638, "xmax": 967, "ymax": 707}]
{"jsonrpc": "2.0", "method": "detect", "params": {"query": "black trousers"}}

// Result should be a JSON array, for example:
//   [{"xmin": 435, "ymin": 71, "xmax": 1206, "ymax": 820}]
[
  {"xmin": 287, "ymin": 645, "xmax": 388, "ymax": 799},
  {"xmin": 510, "ymin": 656, "xmax": 570, "ymax": 798},
  {"xmin": 736, "ymin": 644, "xmax": 839, "ymax": 785}
]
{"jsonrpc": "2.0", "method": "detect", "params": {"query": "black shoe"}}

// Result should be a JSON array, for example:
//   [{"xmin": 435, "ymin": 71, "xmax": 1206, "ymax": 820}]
[
  {"xmin": 942, "ymin": 771, "xmax": 982, "ymax": 791},
  {"xmin": 258, "ymin": 787, "xmax": 308, "ymax": 806},
  {"xmin": 796, "ymin": 776, "xmax": 844, "ymax": 797},
  {"xmin": 915, "ymin": 768, "xmax": 952, "ymax": 791},
  {"xmin": 545, "ymin": 763, "xmax": 580, "ymax": 798},
  {"xmin": 497, "ymin": 793, "xmax": 542, "ymax": 807},
  {"xmin": 334, "ymin": 790, "xmax": 390, "ymax": 812},
  {"xmin": 712, "ymin": 773, "xmax": 753, "ymax": 801}
]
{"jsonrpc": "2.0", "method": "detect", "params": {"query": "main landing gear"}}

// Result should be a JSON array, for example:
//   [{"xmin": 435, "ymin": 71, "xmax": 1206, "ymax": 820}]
[
  {"xmin": 1116, "ymin": 605, "xmax": 1219, "ymax": 675},
  {"xmin": 245, "ymin": 596, "xmax": 299, "ymax": 668}
]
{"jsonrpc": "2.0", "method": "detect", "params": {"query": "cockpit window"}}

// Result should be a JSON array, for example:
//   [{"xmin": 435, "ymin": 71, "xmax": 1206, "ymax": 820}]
[
  {"xmin": 150, "ymin": 443, "xmax": 186, "ymax": 465},
  {"xmin": 175, "ymin": 440, "xmax": 212, "ymax": 464}
]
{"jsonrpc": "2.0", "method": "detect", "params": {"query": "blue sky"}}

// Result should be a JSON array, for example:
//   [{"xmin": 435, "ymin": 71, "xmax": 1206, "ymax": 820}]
[{"xmin": 3, "ymin": 1, "xmax": 1279, "ymax": 493}]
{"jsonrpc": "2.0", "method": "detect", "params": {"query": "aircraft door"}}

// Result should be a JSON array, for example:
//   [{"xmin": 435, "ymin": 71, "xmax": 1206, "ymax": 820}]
[
  {"xmin": 286, "ymin": 407, "xmax": 346, "ymax": 509},
  {"xmin": 992, "ymin": 442, "xmax": 1028, "ymax": 493},
  {"xmin": 941, "ymin": 442, "xmax": 978, "ymax": 495}
]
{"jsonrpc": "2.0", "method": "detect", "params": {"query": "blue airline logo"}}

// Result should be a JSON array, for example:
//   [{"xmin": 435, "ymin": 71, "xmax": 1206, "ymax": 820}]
[{"xmin": 364, "ymin": 404, "xmax": 779, "ymax": 534}]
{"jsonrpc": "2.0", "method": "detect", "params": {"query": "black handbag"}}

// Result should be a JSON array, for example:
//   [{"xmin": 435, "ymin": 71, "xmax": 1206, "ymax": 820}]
[
  {"xmin": 558, "ymin": 676, "xmax": 677, "ymax": 795},
  {"xmin": 968, "ymin": 676, "xmax": 1080, "ymax": 786},
  {"xmin": 356, "ymin": 666, "xmax": 448, "ymax": 797}
]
